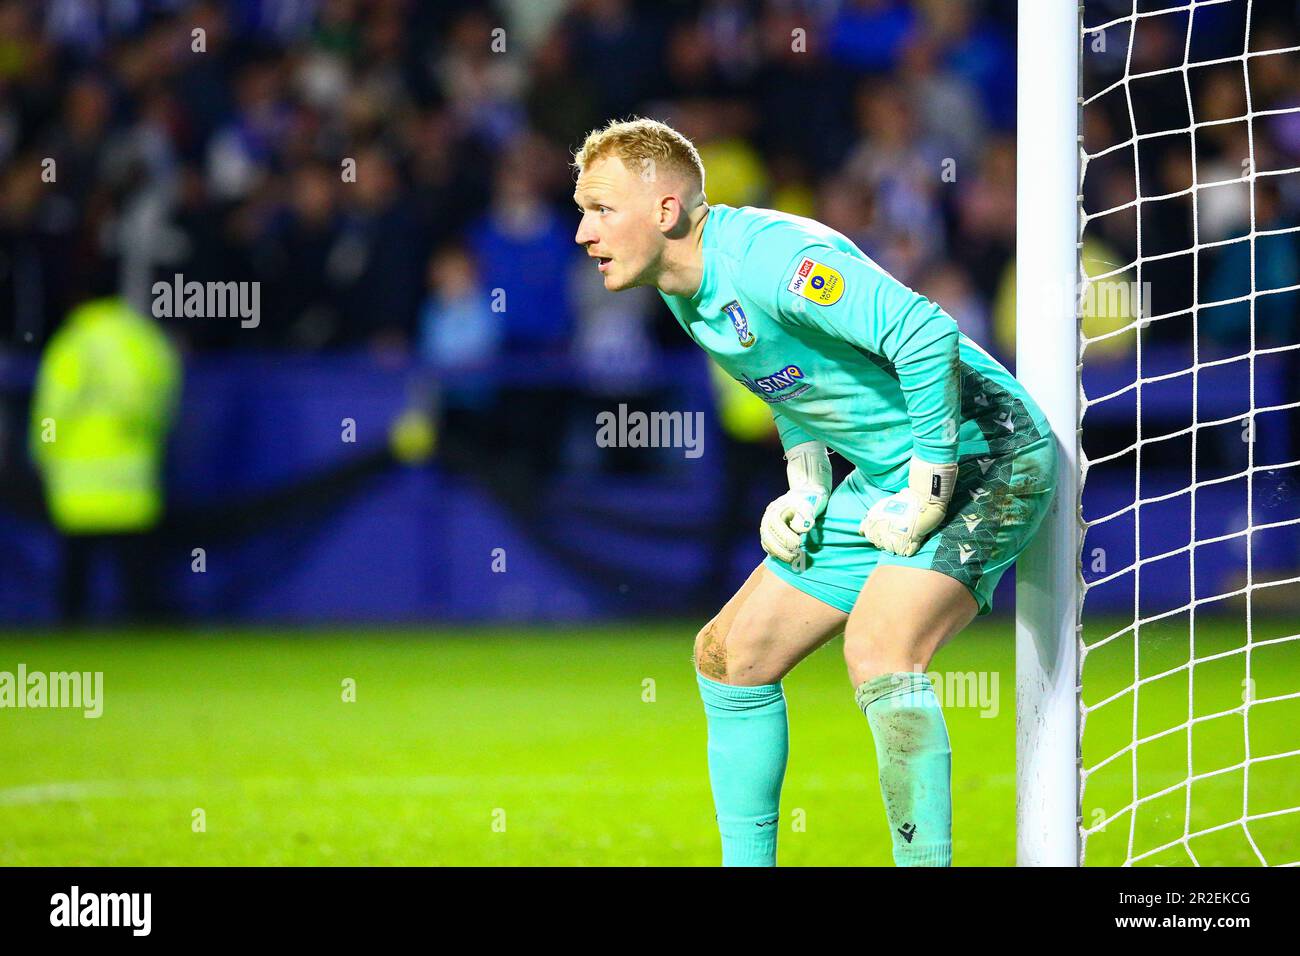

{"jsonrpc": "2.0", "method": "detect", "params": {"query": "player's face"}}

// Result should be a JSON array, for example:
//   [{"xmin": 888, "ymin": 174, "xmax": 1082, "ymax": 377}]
[{"xmin": 573, "ymin": 156, "xmax": 663, "ymax": 291}]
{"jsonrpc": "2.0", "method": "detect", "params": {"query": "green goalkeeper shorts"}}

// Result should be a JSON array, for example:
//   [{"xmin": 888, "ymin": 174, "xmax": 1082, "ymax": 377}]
[{"xmin": 764, "ymin": 434, "xmax": 1058, "ymax": 616}]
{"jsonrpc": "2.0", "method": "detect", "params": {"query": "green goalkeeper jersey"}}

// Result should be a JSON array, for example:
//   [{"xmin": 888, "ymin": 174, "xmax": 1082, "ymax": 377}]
[{"xmin": 658, "ymin": 203, "xmax": 1051, "ymax": 490}]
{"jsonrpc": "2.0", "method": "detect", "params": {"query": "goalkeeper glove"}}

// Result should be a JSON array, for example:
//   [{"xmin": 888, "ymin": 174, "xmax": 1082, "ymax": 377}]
[
  {"xmin": 759, "ymin": 440, "xmax": 833, "ymax": 564},
  {"xmin": 859, "ymin": 457, "xmax": 959, "ymax": 557}
]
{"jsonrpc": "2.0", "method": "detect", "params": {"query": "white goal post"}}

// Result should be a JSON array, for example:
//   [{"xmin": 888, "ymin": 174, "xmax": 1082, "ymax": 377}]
[
  {"xmin": 1017, "ymin": 0, "xmax": 1300, "ymax": 867},
  {"xmin": 1015, "ymin": 0, "xmax": 1083, "ymax": 867}
]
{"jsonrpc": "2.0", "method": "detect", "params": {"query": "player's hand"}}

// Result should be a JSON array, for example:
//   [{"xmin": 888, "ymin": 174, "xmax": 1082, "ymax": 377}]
[
  {"xmin": 859, "ymin": 457, "xmax": 958, "ymax": 557},
  {"xmin": 760, "ymin": 490, "xmax": 824, "ymax": 562},
  {"xmin": 759, "ymin": 441, "xmax": 832, "ymax": 564}
]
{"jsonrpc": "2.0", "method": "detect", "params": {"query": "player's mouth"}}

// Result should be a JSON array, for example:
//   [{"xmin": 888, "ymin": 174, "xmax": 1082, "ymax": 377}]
[{"xmin": 593, "ymin": 255, "xmax": 612, "ymax": 273}]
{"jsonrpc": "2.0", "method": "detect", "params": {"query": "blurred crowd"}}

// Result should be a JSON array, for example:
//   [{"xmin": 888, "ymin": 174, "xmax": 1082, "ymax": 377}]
[
  {"xmin": 1082, "ymin": 0, "xmax": 1300, "ymax": 356},
  {"xmin": 0, "ymin": 0, "xmax": 1295, "ymax": 367}
]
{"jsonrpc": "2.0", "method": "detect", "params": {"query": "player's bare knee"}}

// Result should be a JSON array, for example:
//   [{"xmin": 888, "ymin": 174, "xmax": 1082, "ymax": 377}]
[
  {"xmin": 844, "ymin": 630, "xmax": 918, "ymax": 686},
  {"xmin": 695, "ymin": 617, "xmax": 787, "ymax": 685},
  {"xmin": 721, "ymin": 619, "xmax": 787, "ymax": 685},
  {"xmin": 694, "ymin": 618, "xmax": 729, "ymax": 682}
]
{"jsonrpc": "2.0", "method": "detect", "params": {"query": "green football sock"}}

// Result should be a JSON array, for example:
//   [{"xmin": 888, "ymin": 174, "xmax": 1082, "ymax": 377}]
[
  {"xmin": 696, "ymin": 672, "xmax": 788, "ymax": 867},
  {"xmin": 856, "ymin": 671, "xmax": 953, "ymax": 867}
]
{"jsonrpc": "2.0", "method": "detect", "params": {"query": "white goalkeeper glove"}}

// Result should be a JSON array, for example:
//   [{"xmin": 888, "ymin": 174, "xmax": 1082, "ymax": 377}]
[
  {"xmin": 759, "ymin": 440, "xmax": 833, "ymax": 564},
  {"xmin": 859, "ymin": 457, "xmax": 959, "ymax": 557}
]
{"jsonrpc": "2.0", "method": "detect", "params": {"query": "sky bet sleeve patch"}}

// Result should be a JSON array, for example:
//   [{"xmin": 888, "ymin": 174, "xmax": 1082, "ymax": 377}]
[{"xmin": 786, "ymin": 256, "xmax": 844, "ymax": 306}]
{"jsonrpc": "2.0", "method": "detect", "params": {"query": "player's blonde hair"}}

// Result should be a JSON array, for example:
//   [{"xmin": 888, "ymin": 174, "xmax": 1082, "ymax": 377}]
[{"xmin": 574, "ymin": 117, "xmax": 706, "ymax": 198}]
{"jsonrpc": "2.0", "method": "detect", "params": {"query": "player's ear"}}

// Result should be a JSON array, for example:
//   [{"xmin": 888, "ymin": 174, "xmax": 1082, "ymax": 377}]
[
  {"xmin": 660, "ymin": 195, "xmax": 690, "ymax": 238},
  {"xmin": 656, "ymin": 195, "xmax": 679, "ymax": 234}
]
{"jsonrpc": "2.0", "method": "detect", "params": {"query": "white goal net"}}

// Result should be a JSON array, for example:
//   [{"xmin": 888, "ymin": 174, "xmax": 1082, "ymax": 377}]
[{"xmin": 1077, "ymin": 0, "xmax": 1300, "ymax": 865}]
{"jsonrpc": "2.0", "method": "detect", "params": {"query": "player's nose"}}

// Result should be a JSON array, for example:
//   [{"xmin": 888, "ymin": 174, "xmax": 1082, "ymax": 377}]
[{"xmin": 574, "ymin": 217, "xmax": 595, "ymax": 247}]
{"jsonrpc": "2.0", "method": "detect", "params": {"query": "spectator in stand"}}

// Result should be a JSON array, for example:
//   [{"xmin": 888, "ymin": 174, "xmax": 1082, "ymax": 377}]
[
  {"xmin": 1204, "ymin": 182, "xmax": 1300, "ymax": 353},
  {"xmin": 334, "ymin": 145, "xmax": 424, "ymax": 353},
  {"xmin": 418, "ymin": 243, "xmax": 502, "ymax": 398},
  {"xmin": 467, "ymin": 132, "xmax": 576, "ymax": 358},
  {"xmin": 842, "ymin": 79, "xmax": 946, "ymax": 285},
  {"xmin": 417, "ymin": 243, "xmax": 504, "ymax": 465}
]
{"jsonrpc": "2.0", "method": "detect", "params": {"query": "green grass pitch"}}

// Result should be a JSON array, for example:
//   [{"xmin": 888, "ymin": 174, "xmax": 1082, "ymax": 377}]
[{"xmin": 0, "ymin": 617, "xmax": 1295, "ymax": 866}]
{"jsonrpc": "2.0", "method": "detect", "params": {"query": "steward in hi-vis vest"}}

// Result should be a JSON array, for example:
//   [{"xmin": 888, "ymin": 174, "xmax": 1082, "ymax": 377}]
[{"xmin": 29, "ymin": 297, "xmax": 180, "ymax": 536}]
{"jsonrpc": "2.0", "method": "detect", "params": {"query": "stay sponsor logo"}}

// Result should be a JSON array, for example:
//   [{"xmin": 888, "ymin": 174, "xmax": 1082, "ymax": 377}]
[{"xmin": 739, "ymin": 364, "xmax": 813, "ymax": 403}]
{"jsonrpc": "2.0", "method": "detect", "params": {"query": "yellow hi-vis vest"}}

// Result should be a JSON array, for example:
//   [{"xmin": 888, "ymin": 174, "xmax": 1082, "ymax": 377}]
[
  {"xmin": 29, "ymin": 298, "xmax": 181, "ymax": 534},
  {"xmin": 708, "ymin": 360, "xmax": 777, "ymax": 445}
]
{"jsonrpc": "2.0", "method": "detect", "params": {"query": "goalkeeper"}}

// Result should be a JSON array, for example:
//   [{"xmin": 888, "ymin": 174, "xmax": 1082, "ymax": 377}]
[{"xmin": 572, "ymin": 118, "xmax": 1058, "ymax": 867}]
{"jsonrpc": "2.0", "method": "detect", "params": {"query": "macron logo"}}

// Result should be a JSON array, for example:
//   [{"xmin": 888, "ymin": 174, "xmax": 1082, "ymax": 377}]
[{"xmin": 50, "ymin": 886, "xmax": 151, "ymax": 937}]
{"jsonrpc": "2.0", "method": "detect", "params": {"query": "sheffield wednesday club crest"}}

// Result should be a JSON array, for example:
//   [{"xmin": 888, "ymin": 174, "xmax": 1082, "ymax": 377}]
[{"xmin": 722, "ymin": 300, "xmax": 756, "ymax": 347}]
